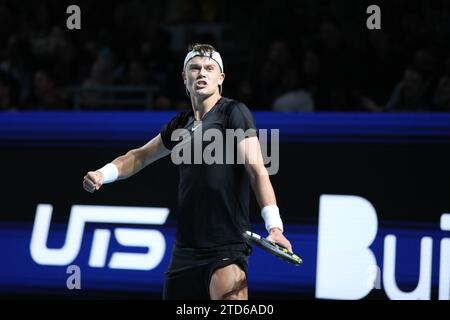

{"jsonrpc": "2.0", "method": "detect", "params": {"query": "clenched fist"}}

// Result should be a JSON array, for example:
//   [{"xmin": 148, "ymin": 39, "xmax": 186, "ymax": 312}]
[{"xmin": 83, "ymin": 171, "xmax": 104, "ymax": 193}]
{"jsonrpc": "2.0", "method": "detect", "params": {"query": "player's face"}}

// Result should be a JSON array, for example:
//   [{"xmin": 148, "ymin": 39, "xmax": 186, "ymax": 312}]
[{"xmin": 183, "ymin": 56, "xmax": 225, "ymax": 98}]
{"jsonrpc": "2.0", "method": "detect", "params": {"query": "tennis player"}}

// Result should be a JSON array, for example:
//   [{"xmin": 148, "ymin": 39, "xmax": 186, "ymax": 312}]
[{"xmin": 83, "ymin": 43, "xmax": 293, "ymax": 300}]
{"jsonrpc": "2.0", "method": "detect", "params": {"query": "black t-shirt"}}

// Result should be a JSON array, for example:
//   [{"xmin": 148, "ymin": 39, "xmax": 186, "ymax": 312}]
[{"xmin": 160, "ymin": 97, "xmax": 257, "ymax": 249}]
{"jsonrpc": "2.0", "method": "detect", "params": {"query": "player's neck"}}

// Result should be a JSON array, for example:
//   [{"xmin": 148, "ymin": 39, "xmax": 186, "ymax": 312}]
[{"xmin": 191, "ymin": 92, "xmax": 222, "ymax": 121}]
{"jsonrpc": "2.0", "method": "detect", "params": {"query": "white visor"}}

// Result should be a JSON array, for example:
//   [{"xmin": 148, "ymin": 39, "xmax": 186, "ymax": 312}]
[{"xmin": 183, "ymin": 50, "xmax": 224, "ymax": 72}]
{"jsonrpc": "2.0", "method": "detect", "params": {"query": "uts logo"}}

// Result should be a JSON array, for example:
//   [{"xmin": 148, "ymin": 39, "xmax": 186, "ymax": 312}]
[{"xmin": 30, "ymin": 204, "xmax": 169, "ymax": 270}]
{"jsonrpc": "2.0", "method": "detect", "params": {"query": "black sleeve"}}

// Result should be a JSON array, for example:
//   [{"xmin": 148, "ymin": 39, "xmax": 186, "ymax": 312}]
[
  {"xmin": 226, "ymin": 102, "xmax": 258, "ymax": 137},
  {"xmin": 160, "ymin": 112, "xmax": 187, "ymax": 150}
]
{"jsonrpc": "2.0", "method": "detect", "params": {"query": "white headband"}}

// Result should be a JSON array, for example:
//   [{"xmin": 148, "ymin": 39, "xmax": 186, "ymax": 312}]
[{"xmin": 183, "ymin": 50, "xmax": 224, "ymax": 72}]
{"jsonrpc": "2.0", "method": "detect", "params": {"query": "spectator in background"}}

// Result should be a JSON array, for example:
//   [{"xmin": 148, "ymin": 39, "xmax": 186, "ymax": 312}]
[
  {"xmin": 28, "ymin": 70, "xmax": 68, "ymax": 110},
  {"xmin": 359, "ymin": 30, "xmax": 403, "ymax": 110},
  {"xmin": 410, "ymin": 48, "xmax": 439, "ymax": 101},
  {"xmin": 124, "ymin": 60, "xmax": 149, "ymax": 86},
  {"xmin": 301, "ymin": 50, "xmax": 325, "ymax": 108},
  {"xmin": 302, "ymin": 51, "xmax": 320, "ymax": 93},
  {"xmin": 313, "ymin": 19, "xmax": 355, "ymax": 111},
  {"xmin": 272, "ymin": 68, "xmax": 314, "ymax": 112},
  {"xmin": 0, "ymin": 79, "xmax": 12, "ymax": 110},
  {"xmin": 411, "ymin": 49, "xmax": 438, "ymax": 83},
  {"xmin": 236, "ymin": 78, "xmax": 255, "ymax": 109},
  {"xmin": 444, "ymin": 54, "xmax": 450, "ymax": 75},
  {"xmin": 254, "ymin": 40, "xmax": 293, "ymax": 109},
  {"xmin": 81, "ymin": 48, "xmax": 115, "ymax": 108},
  {"xmin": 0, "ymin": 71, "xmax": 19, "ymax": 111},
  {"xmin": 84, "ymin": 49, "xmax": 115, "ymax": 87},
  {"xmin": 385, "ymin": 67, "xmax": 430, "ymax": 111},
  {"xmin": 432, "ymin": 75, "xmax": 450, "ymax": 111},
  {"xmin": 140, "ymin": 29, "xmax": 175, "ymax": 87},
  {"xmin": 429, "ymin": 53, "xmax": 450, "ymax": 111},
  {"xmin": 46, "ymin": 26, "xmax": 77, "ymax": 85},
  {"xmin": 0, "ymin": 35, "xmax": 32, "ymax": 107}
]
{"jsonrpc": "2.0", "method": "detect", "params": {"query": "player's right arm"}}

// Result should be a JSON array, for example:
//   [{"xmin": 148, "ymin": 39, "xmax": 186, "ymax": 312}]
[{"xmin": 83, "ymin": 133, "xmax": 170, "ymax": 193}]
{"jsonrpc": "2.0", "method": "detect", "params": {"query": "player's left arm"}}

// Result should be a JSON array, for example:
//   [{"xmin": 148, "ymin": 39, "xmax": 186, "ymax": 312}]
[{"xmin": 238, "ymin": 136, "xmax": 293, "ymax": 252}]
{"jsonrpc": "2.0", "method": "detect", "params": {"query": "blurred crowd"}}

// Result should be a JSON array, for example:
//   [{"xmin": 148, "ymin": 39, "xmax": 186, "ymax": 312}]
[{"xmin": 0, "ymin": 0, "xmax": 449, "ymax": 112}]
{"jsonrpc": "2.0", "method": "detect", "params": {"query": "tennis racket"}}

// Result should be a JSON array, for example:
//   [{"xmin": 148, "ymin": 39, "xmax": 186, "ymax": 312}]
[{"xmin": 243, "ymin": 231, "xmax": 303, "ymax": 266}]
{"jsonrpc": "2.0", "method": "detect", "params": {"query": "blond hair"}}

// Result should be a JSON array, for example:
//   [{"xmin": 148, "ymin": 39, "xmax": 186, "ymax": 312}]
[{"xmin": 188, "ymin": 43, "xmax": 217, "ymax": 56}]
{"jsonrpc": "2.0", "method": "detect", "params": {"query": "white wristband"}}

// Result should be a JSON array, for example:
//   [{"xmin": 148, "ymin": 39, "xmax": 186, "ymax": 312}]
[
  {"xmin": 97, "ymin": 163, "xmax": 119, "ymax": 184},
  {"xmin": 261, "ymin": 205, "xmax": 284, "ymax": 233}
]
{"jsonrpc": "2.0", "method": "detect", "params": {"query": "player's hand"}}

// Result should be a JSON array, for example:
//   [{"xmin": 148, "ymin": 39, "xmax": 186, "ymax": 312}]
[
  {"xmin": 266, "ymin": 228, "xmax": 293, "ymax": 253},
  {"xmin": 83, "ymin": 171, "xmax": 104, "ymax": 193}
]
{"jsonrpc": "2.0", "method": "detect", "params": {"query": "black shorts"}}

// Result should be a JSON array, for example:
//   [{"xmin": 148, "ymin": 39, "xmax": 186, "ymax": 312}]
[{"xmin": 162, "ymin": 243, "xmax": 251, "ymax": 300}]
